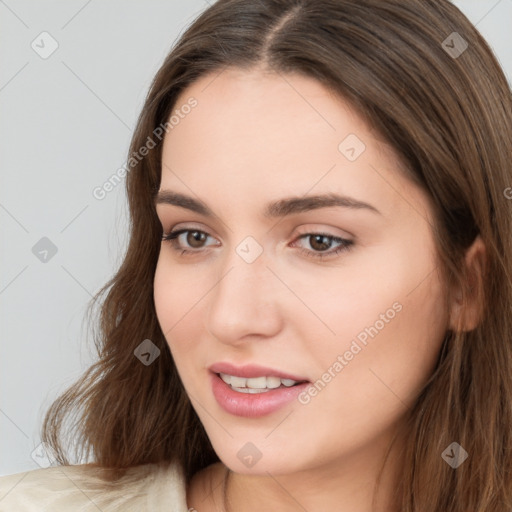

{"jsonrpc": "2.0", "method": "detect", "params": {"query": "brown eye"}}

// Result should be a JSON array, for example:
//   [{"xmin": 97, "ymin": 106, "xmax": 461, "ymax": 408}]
[
  {"xmin": 161, "ymin": 228, "xmax": 218, "ymax": 255},
  {"xmin": 292, "ymin": 232, "xmax": 354, "ymax": 260},
  {"xmin": 186, "ymin": 230, "xmax": 207, "ymax": 248},
  {"xmin": 308, "ymin": 234, "xmax": 333, "ymax": 252}
]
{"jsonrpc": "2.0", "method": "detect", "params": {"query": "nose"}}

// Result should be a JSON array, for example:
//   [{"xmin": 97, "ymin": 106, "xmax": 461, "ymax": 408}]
[{"xmin": 205, "ymin": 249, "xmax": 283, "ymax": 346}]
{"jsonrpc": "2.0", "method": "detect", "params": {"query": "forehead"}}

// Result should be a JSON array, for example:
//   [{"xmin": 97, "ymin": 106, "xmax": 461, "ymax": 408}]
[
  {"xmin": 166, "ymin": 66, "xmax": 366, "ymax": 155},
  {"xmin": 159, "ymin": 67, "xmax": 431, "ymax": 225}
]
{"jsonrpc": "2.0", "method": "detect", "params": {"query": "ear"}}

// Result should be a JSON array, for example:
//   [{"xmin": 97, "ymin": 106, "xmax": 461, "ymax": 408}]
[{"xmin": 448, "ymin": 235, "xmax": 487, "ymax": 332}]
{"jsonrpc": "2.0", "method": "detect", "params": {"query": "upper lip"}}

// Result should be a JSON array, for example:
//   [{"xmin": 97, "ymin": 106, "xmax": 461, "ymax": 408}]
[{"xmin": 209, "ymin": 362, "xmax": 309, "ymax": 382}]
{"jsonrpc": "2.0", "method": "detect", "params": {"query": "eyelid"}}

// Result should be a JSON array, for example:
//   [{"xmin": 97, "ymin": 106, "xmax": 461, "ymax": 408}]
[
  {"xmin": 161, "ymin": 221, "xmax": 353, "ymax": 241},
  {"xmin": 162, "ymin": 223, "xmax": 356, "ymax": 242},
  {"xmin": 294, "ymin": 224, "xmax": 354, "ymax": 240},
  {"xmin": 161, "ymin": 223, "xmax": 354, "ymax": 261}
]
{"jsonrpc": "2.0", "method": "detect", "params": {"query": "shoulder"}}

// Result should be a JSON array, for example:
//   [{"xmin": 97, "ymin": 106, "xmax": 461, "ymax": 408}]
[{"xmin": 0, "ymin": 460, "xmax": 188, "ymax": 512}]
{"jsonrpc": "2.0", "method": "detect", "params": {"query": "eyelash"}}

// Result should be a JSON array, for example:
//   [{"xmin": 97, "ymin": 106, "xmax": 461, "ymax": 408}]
[{"xmin": 161, "ymin": 228, "xmax": 353, "ymax": 260}]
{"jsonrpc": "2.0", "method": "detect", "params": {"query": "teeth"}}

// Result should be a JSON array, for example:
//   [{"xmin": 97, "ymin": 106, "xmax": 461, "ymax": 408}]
[
  {"xmin": 266, "ymin": 376, "xmax": 281, "ymax": 389},
  {"xmin": 247, "ymin": 376, "xmax": 267, "ymax": 389},
  {"xmin": 219, "ymin": 373, "xmax": 232, "ymax": 385},
  {"xmin": 219, "ymin": 373, "xmax": 301, "ymax": 392},
  {"xmin": 233, "ymin": 387, "xmax": 272, "ymax": 394},
  {"xmin": 230, "ymin": 375, "xmax": 246, "ymax": 388}
]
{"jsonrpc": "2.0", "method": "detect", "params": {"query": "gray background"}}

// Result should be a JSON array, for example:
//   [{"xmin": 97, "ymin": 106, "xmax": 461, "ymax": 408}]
[{"xmin": 1, "ymin": 0, "xmax": 511, "ymax": 476}]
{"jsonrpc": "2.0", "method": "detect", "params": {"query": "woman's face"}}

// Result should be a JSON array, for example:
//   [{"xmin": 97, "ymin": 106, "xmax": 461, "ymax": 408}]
[{"xmin": 154, "ymin": 67, "xmax": 449, "ymax": 476}]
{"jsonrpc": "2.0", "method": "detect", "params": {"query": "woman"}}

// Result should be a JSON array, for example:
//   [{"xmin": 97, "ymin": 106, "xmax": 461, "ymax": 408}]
[{"xmin": 1, "ymin": 0, "xmax": 511, "ymax": 510}]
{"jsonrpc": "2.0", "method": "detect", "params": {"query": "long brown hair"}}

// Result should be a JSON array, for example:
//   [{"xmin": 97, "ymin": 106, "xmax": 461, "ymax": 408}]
[{"xmin": 41, "ymin": 0, "xmax": 512, "ymax": 509}]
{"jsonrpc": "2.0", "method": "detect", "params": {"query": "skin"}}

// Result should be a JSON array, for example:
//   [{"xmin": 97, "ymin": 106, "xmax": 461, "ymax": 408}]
[{"xmin": 153, "ymin": 66, "xmax": 482, "ymax": 511}]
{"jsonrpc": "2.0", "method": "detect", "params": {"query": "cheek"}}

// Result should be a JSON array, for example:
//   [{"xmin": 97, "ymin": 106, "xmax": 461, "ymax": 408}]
[
  {"xmin": 153, "ymin": 255, "xmax": 205, "ymax": 361},
  {"xmin": 308, "ymin": 248, "xmax": 448, "ymax": 426},
  {"xmin": 154, "ymin": 256, "xmax": 179, "ymax": 335},
  {"xmin": 289, "ymin": 275, "xmax": 447, "ymax": 461},
  {"xmin": 304, "ymin": 236, "xmax": 448, "ymax": 400},
  {"xmin": 154, "ymin": 252, "xmax": 209, "ymax": 328},
  {"xmin": 373, "ymin": 266, "xmax": 448, "ymax": 393}
]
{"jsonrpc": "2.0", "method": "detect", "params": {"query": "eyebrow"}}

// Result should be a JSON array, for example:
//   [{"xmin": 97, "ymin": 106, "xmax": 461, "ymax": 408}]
[{"xmin": 153, "ymin": 190, "xmax": 381, "ymax": 218}]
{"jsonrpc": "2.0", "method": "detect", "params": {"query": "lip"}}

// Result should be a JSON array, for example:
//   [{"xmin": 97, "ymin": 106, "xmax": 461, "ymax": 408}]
[
  {"xmin": 208, "ymin": 362, "xmax": 308, "ymax": 382},
  {"xmin": 210, "ymin": 372, "xmax": 310, "ymax": 417}
]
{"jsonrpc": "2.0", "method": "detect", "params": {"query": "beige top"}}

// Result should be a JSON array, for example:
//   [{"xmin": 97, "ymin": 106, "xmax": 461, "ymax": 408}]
[{"xmin": 0, "ymin": 461, "xmax": 190, "ymax": 511}]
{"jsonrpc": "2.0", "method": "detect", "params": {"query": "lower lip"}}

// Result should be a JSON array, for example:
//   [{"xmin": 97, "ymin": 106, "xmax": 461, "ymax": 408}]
[{"xmin": 210, "ymin": 372, "xmax": 310, "ymax": 418}]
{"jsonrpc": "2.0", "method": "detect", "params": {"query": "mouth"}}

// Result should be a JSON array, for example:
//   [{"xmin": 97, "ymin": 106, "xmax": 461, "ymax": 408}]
[
  {"xmin": 208, "ymin": 363, "xmax": 311, "ymax": 417},
  {"xmin": 216, "ymin": 372, "xmax": 308, "ymax": 394}
]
